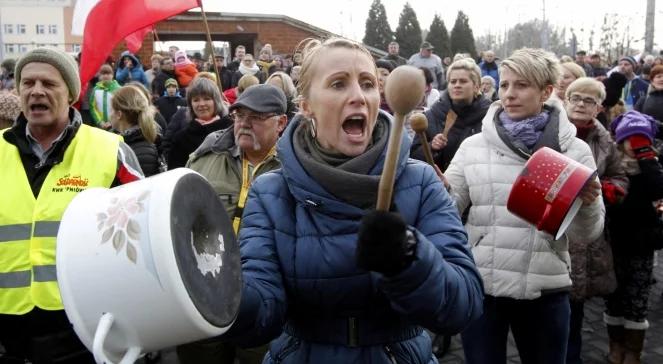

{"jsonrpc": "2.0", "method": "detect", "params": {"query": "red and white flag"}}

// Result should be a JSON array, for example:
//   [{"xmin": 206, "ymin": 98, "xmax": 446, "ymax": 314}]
[{"xmin": 73, "ymin": 0, "xmax": 201, "ymax": 97}]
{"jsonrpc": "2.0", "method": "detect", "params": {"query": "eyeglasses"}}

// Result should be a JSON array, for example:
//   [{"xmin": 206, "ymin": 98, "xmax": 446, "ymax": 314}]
[
  {"xmin": 230, "ymin": 111, "xmax": 278, "ymax": 124},
  {"xmin": 568, "ymin": 95, "xmax": 598, "ymax": 106}
]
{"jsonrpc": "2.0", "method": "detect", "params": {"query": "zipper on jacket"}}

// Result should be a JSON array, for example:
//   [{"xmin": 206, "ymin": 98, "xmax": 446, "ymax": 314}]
[
  {"xmin": 384, "ymin": 345, "xmax": 398, "ymax": 364},
  {"xmin": 275, "ymin": 338, "xmax": 300, "ymax": 363}
]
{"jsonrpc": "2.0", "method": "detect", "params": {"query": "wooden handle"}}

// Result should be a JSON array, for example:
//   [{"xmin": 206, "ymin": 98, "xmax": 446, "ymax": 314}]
[
  {"xmin": 377, "ymin": 66, "xmax": 425, "ymax": 211},
  {"xmin": 409, "ymin": 112, "xmax": 435, "ymax": 167},
  {"xmin": 443, "ymin": 110, "xmax": 457, "ymax": 138}
]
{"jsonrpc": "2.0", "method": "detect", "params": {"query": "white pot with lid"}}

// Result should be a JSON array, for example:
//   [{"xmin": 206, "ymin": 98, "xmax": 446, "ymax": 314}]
[{"xmin": 56, "ymin": 168, "xmax": 241, "ymax": 363}]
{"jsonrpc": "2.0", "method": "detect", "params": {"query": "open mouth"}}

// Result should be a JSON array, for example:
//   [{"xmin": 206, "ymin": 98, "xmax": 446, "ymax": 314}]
[
  {"xmin": 342, "ymin": 115, "xmax": 366, "ymax": 141},
  {"xmin": 30, "ymin": 103, "xmax": 49, "ymax": 112}
]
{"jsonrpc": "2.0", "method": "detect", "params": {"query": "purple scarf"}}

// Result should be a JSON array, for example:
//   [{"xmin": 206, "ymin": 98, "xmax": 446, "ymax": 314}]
[{"xmin": 498, "ymin": 110, "xmax": 550, "ymax": 149}]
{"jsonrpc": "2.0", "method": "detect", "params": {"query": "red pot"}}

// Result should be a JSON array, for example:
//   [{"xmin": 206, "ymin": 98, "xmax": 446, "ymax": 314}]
[{"xmin": 507, "ymin": 147, "xmax": 597, "ymax": 240}]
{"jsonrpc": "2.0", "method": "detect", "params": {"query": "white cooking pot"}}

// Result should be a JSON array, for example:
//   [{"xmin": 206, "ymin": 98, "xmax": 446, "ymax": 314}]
[{"xmin": 56, "ymin": 168, "xmax": 241, "ymax": 364}]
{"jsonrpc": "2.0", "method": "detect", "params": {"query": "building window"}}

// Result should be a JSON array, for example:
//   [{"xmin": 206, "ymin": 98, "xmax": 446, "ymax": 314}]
[
  {"xmin": 19, "ymin": 44, "xmax": 28, "ymax": 53},
  {"xmin": 5, "ymin": 44, "xmax": 15, "ymax": 54},
  {"xmin": 3, "ymin": 24, "xmax": 13, "ymax": 34},
  {"xmin": 72, "ymin": 44, "xmax": 81, "ymax": 53},
  {"xmin": 17, "ymin": 24, "xmax": 26, "ymax": 34},
  {"xmin": 36, "ymin": 25, "xmax": 45, "ymax": 34},
  {"xmin": 48, "ymin": 25, "xmax": 57, "ymax": 34}
]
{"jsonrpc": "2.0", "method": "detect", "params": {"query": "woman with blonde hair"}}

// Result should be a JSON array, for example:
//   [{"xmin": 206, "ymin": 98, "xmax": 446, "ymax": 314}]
[
  {"xmin": 110, "ymin": 85, "xmax": 161, "ymax": 176},
  {"xmin": 446, "ymin": 48, "xmax": 605, "ymax": 364},
  {"xmin": 217, "ymin": 37, "xmax": 483, "ymax": 363},
  {"xmin": 266, "ymin": 71, "xmax": 298, "ymax": 121},
  {"xmin": 411, "ymin": 57, "xmax": 491, "ymax": 171},
  {"xmin": 555, "ymin": 62, "xmax": 586, "ymax": 101}
]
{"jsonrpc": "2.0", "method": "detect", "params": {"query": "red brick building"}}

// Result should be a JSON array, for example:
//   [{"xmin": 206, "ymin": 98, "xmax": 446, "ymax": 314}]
[{"xmin": 112, "ymin": 11, "xmax": 338, "ymax": 65}]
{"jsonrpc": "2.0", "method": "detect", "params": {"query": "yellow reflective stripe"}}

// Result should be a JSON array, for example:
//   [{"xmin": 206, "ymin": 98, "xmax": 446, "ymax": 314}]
[
  {"xmin": 33, "ymin": 221, "xmax": 60, "ymax": 237},
  {"xmin": 33, "ymin": 265, "xmax": 57, "ymax": 282},
  {"xmin": 233, "ymin": 146, "xmax": 277, "ymax": 235},
  {"xmin": 0, "ymin": 223, "xmax": 32, "ymax": 242},
  {"xmin": 0, "ymin": 270, "xmax": 30, "ymax": 288}
]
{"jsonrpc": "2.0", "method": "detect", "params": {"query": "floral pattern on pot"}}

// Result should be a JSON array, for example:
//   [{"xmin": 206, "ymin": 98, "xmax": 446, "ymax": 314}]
[{"xmin": 97, "ymin": 190, "xmax": 150, "ymax": 264}]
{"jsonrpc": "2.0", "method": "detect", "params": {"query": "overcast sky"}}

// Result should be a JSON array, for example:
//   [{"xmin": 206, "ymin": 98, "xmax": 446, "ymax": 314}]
[{"xmin": 198, "ymin": 0, "xmax": 661, "ymax": 53}]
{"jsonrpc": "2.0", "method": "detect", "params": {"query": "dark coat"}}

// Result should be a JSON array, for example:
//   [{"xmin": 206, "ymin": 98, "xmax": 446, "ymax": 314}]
[
  {"xmin": 165, "ymin": 111, "xmax": 232, "ymax": 170},
  {"xmin": 635, "ymin": 88, "xmax": 663, "ymax": 125},
  {"xmin": 155, "ymin": 95, "xmax": 187, "ymax": 124},
  {"xmin": 222, "ymin": 115, "xmax": 483, "ymax": 363},
  {"xmin": 412, "ymin": 91, "xmax": 491, "ymax": 171},
  {"xmin": 122, "ymin": 127, "xmax": 160, "ymax": 177},
  {"xmin": 609, "ymin": 157, "xmax": 663, "ymax": 255},
  {"xmin": 230, "ymin": 70, "xmax": 266, "ymax": 88},
  {"xmin": 151, "ymin": 69, "xmax": 177, "ymax": 99},
  {"xmin": 569, "ymin": 121, "xmax": 626, "ymax": 300}
]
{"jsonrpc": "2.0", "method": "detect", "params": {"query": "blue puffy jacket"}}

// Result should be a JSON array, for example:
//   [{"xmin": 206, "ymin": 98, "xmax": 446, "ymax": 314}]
[
  {"xmin": 225, "ymin": 113, "xmax": 483, "ymax": 363},
  {"xmin": 115, "ymin": 51, "xmax": 148, "ymax": 87}
]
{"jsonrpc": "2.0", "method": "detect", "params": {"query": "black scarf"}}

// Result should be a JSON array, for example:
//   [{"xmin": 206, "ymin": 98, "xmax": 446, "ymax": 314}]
[{"xmin": 293, "ymin": 117, "xmax": 389, "ymax": 209}]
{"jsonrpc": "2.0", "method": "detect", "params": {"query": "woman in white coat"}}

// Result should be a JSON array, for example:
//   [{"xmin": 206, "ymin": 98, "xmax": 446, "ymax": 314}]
[{"xmin": 445, "ymin": 48, "xmax": 605, "ymax": 364}]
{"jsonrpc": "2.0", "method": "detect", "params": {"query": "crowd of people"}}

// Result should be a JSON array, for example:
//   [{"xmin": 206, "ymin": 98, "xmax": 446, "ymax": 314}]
[{"xmin": 0, "ymin": 34, "xmax": 662, "ymax": 364}]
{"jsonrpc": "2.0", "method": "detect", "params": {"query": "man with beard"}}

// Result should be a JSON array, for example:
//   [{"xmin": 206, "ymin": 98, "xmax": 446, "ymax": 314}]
[
  {"xmin": 181, "ymin": 84, "xmax": 285, "ymax": 364},
  {"xmin": 0, "ymin": 47, "xmax": 142, "ymax": 363},
  {"xmin": 187, "ymin": 84, "xmax": 286, "ymax": 233}
]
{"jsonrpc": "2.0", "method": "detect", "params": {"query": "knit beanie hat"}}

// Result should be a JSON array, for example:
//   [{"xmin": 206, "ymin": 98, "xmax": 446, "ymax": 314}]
[
  {"xmin": 15, "ymin": 48, "xmax": 81, "ymax": 104},
  {"xmin": 619, "ymin": 56, "xmax": 637, "ymax": 68},
  {"xmin": 165, "ymin": 78, "xmax": 179, "ymax": 88},
  {"xmin": 0, "ymin": 92, "xmax": 21, "ymax": 124},
  {"xmin": 650, "ymin": 65, "xmax": 663, "ymax": 80},
  {"xmin": 611, "ymin": 110, "xmax": 658, "ymax": 143}
]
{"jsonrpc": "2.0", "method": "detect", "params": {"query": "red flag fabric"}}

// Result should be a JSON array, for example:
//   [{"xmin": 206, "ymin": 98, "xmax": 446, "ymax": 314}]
[
  {"xmin": 125, "ymin": 25, "xmax": 154, "ymax": 54},
  {"xmin": 79, "ymin": 0, "xmax": 200, "ymax": 97}
]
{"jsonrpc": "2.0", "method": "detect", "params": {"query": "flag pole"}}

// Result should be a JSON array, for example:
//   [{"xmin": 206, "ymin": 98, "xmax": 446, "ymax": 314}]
[
  {"xmin": 198, "ymin": 2, "xmax": 225, "ymax": 97},
  {"xmin": 152, "ymin": 28, "xmax": 163, "ymax": 53}
]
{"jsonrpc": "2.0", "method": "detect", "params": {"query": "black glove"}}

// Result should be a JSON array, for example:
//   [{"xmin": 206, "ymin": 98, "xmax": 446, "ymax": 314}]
[{"xmin": 356, "ymin": 210, "xmax": 416, "ymax": 276}]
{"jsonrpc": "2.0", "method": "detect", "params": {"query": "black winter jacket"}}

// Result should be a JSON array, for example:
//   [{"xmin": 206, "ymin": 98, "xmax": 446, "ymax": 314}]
[
  {"xmin": 166, "ymin": 111, "xmax": 232, "ymax": 170},
  {"xmin": 609, "ymin": 157, "xmax": 663, "ymax": 254},
  {"xmin": 635, "ymin": 89, "xmax": 663, "ymax": 126},
  {"xmin": 411, "ymin": 91, "xmax": 491, "ymax": 171},
  {"xmin": 122, "ymin": 127, "xmax": 160, "ymax": 177},
  {"xmin": 156, "ymin": 95, "xmax": 187, "ymax": 124}
]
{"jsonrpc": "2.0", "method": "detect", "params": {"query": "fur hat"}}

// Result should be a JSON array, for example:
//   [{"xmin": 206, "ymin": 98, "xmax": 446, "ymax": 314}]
[
  {"xmin": 0, "ymin": 92, "xmax": 20, "ymax": 125},
  {"xmin": 15, "ymin": 47, "xmax": 80, "ymax": 103}
]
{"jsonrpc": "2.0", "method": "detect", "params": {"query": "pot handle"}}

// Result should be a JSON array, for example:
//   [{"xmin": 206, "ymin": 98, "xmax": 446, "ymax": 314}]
[{"xmin": 93, "ymin": 312, "xmax": 142, "ymax": 364}]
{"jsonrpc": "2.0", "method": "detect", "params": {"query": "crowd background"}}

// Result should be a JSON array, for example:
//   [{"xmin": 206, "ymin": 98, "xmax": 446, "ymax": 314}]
[{"xmin": 1, "ymin": 34, "xmax": 663, "ymax": 364}]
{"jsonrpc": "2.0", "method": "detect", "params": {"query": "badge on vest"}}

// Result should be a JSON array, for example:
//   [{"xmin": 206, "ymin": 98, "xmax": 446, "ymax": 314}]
[{"xmin": 52, "ymin": 174, "xmax": 89, "ymax": 193}]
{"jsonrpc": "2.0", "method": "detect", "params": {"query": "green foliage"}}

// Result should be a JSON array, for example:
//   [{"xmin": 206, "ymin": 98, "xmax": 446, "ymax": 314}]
[
  {"xmin": 449, "ymin": 11, "xmax": 477, "ymax": 59},
  {"xmin": 426, "ymin": 14, "xmax": 450, "ymax": 59},
  {"xmin": 394, "ymin": 2, "xmax": 423, "ymax": 58},
  {"xmin": 362, "ymin": 0, "xmax": 394, "ymax": 50}
]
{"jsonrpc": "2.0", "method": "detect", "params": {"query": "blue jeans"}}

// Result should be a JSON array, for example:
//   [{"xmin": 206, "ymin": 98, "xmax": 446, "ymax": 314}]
[{"xmin": 461, "ymin": 292, "xmax": 571, "ymax": 364}]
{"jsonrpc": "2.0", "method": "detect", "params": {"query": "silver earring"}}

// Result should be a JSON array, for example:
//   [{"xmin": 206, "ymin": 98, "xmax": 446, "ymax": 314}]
[{"xmin": 309, "ymin": 118, "xmax": 317, "ymax": 138}]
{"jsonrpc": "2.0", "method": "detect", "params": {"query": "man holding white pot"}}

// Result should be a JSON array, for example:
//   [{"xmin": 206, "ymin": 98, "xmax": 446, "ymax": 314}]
[{"xmin": 0, "ymin": 48, "xmax": 143, "ymax": 363}]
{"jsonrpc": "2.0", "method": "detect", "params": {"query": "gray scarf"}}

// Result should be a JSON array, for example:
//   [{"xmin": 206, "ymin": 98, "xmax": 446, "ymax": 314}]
[{"xmin": 293, "ymin": 118, "xmax": 389, "ymax": 209}]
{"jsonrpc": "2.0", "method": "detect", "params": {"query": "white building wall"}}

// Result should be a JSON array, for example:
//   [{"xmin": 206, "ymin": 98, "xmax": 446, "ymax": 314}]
[{"xmin": 0, "ymin": 1, "xmax": 69, "ymax": 59}]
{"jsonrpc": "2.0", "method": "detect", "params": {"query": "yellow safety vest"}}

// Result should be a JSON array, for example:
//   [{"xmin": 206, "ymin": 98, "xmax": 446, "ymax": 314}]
[{"xmin": 0, "ymin": 125, "xmax": 119, "ymax": 314}]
